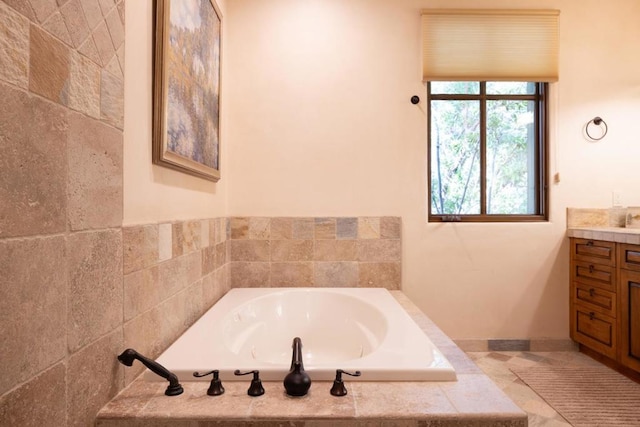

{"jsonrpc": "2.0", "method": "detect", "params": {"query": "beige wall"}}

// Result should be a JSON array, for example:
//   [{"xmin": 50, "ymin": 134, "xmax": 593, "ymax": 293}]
[
  {"xmin": 123, "ymin": 0, "xmax": 228, "ymax": 225},
  {"xmin": 224, "ymin": 0, "xmax": 640, "ymax": 339}
]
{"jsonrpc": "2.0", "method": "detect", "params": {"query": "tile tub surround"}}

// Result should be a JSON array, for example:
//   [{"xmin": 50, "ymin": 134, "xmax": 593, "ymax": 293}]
[
  {"xmin": 121, "ymin": 218, "xmax": 231, "ymax": 383},
  {"xmin": 96, "ymin": 291, "xmax": 527, "ymax": 426},
  {"xmin": 0, "ymin": 1, "xmax": 131, "ymax": 426},
  {"xmin": 229, "ymin": 216, "xmax": 402, "ymax": 289}
]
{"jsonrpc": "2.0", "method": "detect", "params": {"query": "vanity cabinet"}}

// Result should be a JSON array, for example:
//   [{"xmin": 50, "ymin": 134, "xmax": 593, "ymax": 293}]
[
  {"xmin": 618, "ymin": 244, "xmax": 640, "ymax": 372},
  {"xmin": 570, "ymin": 238, "xmax": 617, "ymax": 359},
  {"xmin": 569, "ymin": 238, "xmax": 640, "ymax": 376}
]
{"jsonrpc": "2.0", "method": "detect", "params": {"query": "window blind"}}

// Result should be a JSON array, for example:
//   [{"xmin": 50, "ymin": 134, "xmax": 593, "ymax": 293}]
[{"xmin": 422, "ymin": 9, "xmax": 560, "ymax": 82}]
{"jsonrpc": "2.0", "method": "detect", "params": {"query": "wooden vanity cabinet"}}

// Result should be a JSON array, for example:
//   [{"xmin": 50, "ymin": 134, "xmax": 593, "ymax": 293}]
[
  {"xmin": 570, "ymin": 238, "xmax": 640, "ymax": 376},
  {"xmin": 618, "ymin": 244, "xmax": 640, "ymax": 372},
  {"xmin": 570, "ymin": 239, "xmax": 617, "ymax": 359}
]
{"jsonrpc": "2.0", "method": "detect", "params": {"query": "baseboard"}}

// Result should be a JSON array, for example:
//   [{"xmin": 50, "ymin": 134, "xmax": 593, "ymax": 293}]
[{"xmin": 454, "ymin": 338, "xmax": 577, "ymax": 352}]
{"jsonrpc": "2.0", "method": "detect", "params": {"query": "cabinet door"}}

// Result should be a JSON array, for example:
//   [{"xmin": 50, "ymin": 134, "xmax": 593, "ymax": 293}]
[{"xmin": 619, "ymin": 269, "xmax": 640, "ymax": 371}]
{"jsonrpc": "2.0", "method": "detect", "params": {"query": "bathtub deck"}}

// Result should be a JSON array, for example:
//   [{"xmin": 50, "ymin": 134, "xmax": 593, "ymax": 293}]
[{"xmin": 96, "ymin": 291, "xmax": 527, "ymax": 427}]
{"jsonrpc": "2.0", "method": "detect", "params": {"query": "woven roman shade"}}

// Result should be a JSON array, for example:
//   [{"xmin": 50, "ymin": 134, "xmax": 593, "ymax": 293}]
[{"xmin": 422, "ymin": 9, "xmax": 560, "ymax": 82}]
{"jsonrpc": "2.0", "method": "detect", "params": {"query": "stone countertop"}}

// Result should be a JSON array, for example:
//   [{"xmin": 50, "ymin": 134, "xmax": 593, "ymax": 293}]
[
  {"xmin": 566, "ymin": 207, "xmax": 640, "ymax": 243},
  {"xmin": 96, "ymin": 291, "xmax": 527, "ymax": 427},
  {"xmin": 567, "ymin": 226, "xmax": 640, "ymax": 244}
]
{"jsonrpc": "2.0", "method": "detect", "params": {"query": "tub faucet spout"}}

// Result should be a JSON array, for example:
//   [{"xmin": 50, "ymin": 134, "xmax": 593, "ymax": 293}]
[{"xmin": 283, "ymin": 337, "xmax": 311, "ymax": 396}]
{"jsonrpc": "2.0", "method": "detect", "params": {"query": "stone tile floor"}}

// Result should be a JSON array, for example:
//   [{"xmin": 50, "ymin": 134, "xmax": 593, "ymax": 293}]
[{"xmin": 465, "ymin": 351, "xmax": 605, "ymax": 427}]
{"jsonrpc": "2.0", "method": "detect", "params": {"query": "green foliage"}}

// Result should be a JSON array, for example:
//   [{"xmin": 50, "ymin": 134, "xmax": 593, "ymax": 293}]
[
  {"xmin": 430, "ymin": 82, "xmax": 536, "ymax": 216},
  {"xmin": 431, "ymin": 100, "xmax": 480, "ymax": 214}
]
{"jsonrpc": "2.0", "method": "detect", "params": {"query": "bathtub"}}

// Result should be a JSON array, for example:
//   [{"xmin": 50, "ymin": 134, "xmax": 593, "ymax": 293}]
[{"xmin": 146, "ymin": 288, "xmax": 457, "ymax": 382}]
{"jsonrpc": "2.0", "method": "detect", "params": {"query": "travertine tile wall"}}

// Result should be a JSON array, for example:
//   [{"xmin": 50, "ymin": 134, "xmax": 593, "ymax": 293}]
[
  {"xmin": 120, "ymin": 218, "xmax": 230, "ymax": 384},
  {"xmin": 229, "ymin": 217, "xmax": 402, "ymax": 289},
  {"xmin": 0, "ymin": 1, "xmax": 230, "ymax": 425},
  {"xmin": 566, "ymin": 207, "xmax": 627, "ymax": 228},
  {"xmin": 0, "ymin": 0, "xmax": 126, "ymax": 425}
]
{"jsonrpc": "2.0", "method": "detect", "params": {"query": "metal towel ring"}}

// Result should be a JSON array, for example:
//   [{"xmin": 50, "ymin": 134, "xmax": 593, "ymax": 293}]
[{"xmin": 586, "ymin": 117, "xmax": 608, "ymax": 141}]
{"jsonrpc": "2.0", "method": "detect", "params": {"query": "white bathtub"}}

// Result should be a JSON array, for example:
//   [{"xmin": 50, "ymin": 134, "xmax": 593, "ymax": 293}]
[{"xmin": 146, "ymin": 288, "xmax": 457, "ymax": 382}]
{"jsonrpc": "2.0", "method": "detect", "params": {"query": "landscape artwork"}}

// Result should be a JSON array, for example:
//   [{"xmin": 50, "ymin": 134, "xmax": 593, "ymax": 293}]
[{"xmin": 153, "ymin": 0, "xmax": 221, "ymax": 181}]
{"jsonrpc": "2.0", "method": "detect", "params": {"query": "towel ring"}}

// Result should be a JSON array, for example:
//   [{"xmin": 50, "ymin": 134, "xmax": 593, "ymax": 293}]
[{"xmin": 586, "ymin": 117, "xmax": 608, "ymax": 141}]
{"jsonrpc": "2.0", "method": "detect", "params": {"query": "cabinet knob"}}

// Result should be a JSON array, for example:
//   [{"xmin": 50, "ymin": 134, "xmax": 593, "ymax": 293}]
[
  {"xmin": 589, "ymin": 288, "xmax": 595, "ymax": 297},
  {"xmin": 589, "ymin": 265, "xmax": 594, "ymax": 273},
  {"xmin": 586, "ymin": 240, "xmax": 594, "ymax": 246},
  {"xmin": 589, "ymin": 312, "xmax": 595, "ymax": 320}
]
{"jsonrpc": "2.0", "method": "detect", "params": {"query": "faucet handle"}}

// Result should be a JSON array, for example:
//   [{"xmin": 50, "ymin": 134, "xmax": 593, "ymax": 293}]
[
  {"xmin": 234, "ymin": 370, "xmax": 265, "ymax": 396},
  {"xmin": 193, "ymin": 370, "xmax": 225, "ymax": 396},
  {"xmin": 330, "ymin": 369, "xmax": 361, "ymax": 397}
]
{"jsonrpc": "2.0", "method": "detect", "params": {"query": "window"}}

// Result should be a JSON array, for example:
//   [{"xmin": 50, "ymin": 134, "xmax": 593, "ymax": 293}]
[
  {"xmin": 428, "ymin": 81, "xmax": 548, "ymax": 222},
  {"xmin": 421, "ymin": 10, "xmax": 558, "ymax": 222}
]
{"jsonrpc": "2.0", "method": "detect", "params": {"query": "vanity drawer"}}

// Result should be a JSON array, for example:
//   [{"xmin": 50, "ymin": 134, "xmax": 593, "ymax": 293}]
[
  {"xmin": 571, "ymin": 239, "xmax": 616, "ymax": 266},
  {"xmin": 572, "ymin": 282, "xmax": 616, "ymax": 317},
  {"xmin": 571, "ymin": 303, "xmax": 616, "ymax": 359},
  {"xmin": 571, "ymin": 260, "xmax": 616, "ymax": 291},
  {"xmin": 619, "ymin": 243, "xmax": 640, "ymax": 272}
]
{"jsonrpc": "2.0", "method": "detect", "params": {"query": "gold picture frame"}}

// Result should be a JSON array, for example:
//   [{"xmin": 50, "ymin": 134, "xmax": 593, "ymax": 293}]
[{"xmin": 153, "ymin": 0, "xmax": 222, "ymax": 182}]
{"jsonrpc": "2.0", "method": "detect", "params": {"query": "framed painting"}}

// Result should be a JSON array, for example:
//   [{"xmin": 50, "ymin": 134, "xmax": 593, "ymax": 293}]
[{"xmin": 153, "ymin": 0, "xmax": 222, "ymax": 182}]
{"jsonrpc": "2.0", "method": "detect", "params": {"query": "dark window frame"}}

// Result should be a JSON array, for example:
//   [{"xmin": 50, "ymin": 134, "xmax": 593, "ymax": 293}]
[{"xmin": 427, "ymin": 82, "xmax": 549, "ymax": 223}]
